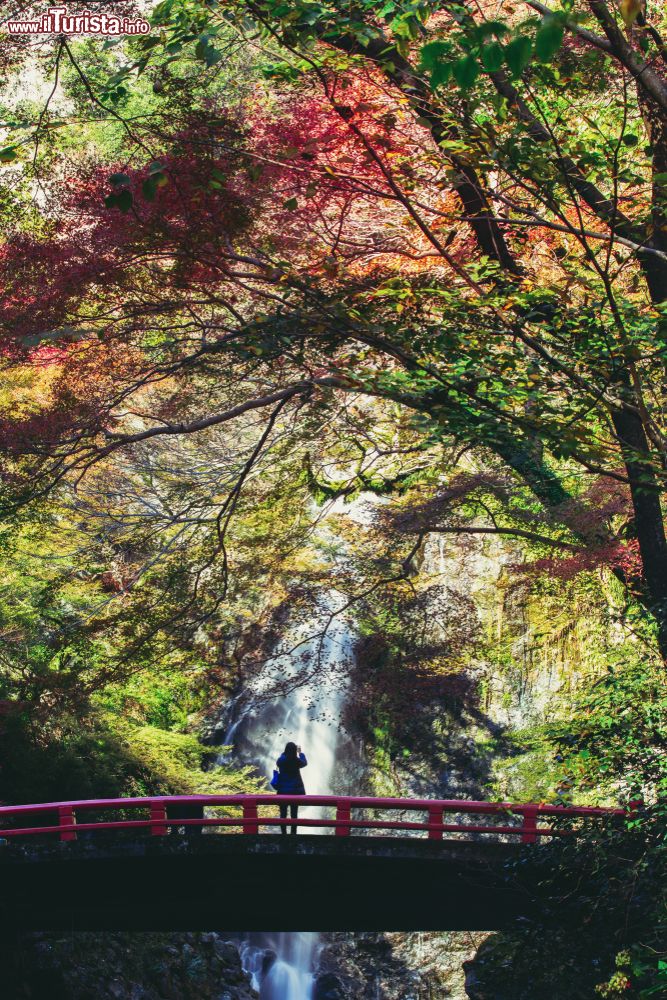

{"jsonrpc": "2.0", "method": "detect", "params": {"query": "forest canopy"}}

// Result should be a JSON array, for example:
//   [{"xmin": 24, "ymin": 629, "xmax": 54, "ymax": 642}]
[{"xmin": 0, "ymin": 0, "xmax": 666, "ymax": 657}]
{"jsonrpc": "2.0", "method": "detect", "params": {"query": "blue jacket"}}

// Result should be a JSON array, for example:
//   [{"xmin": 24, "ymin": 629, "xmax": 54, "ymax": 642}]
[{"xmin": 275, "ymin": 752, "xmax": 307, "ymax": 794}]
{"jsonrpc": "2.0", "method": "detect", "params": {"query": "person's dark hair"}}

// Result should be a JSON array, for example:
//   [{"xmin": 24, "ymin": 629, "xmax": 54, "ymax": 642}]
[{"xmin": 284, "ymin": 741, "xmax": 298, "ymax": 759}]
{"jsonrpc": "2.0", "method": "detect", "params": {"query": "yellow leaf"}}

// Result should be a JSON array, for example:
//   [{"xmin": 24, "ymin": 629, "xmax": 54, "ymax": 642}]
[{"xmin": 619, "ymin": 0, "xmax": 643, "ymax": 28}]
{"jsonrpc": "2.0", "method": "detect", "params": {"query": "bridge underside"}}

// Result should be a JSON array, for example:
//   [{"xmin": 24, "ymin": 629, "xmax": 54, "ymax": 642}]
[{"xmin": 0, "ymin": 835, "xmax": 540, "ymax": 931}]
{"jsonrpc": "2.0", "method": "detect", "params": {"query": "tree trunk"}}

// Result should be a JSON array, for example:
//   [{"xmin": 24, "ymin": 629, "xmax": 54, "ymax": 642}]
[{"xmin": 611, "ymin": 407, "xmax": 667, "ymax": 660}]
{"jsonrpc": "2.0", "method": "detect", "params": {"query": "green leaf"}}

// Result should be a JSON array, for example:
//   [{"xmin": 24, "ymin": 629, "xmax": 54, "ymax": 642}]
[
  {"xmin": 453, "ymin": 55, "xmax": 480, "ymax": 90},
  {"xmin": 115, "ymin": 189, "xmax": 133, "ymax": 212},
  {"xmin": 282, "ymin": 197, "xmax": 298, "ymax": 211},
  {"xmin": 246, "ymin": 163, "xmax": 263, "ymax": 183},
  {"xmin": 476, "ymin": 19, "xmax": 511, "ymax": 40},
  {"xmin": 504, "ymin": 35, "xmax": 533, "ymax": 77},
  {"xmin": 419, "ymin": 41, "xmax": 451, "ymax": 71},
  {"xmin": 142, "ymin": 177, "xmax": 157, "ymax": 201},
  {"xmin": 622, "ymin": 134, "xmax": 639, "ymax": 147},
  {"xmin": 481, "ymin": 41, "xmax": 504, "ymax": 73},
  {"xmin": 204, "ymin": 47, "xmax": 222, "ymax": 67},
  {"xmin": 0, "ymin": 146, "xmax": 18, "ymax": 163},
  {"xmin": 535, "ymin": 17, "xmax": 565, "ymax": 62},
  {"xmin": 137, "ymin": 35, "xmax": 160, "ymax": 50},
  {"xmin": 195, "ymin": 35, "xmax": 222, "ymax": 66},
  {"xmin": 430, "ymin": 60, "xmax": 452, "ymax": 89},
  {"xmin": 109, "ymin": 172, "xmax": 130, "ymax": 187}
]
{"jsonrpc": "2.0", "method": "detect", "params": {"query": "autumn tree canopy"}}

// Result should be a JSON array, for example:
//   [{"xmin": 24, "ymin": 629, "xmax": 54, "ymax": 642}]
[{"xmin": 1, "ymin": 0, "xmax": 667, "ymax": 654}]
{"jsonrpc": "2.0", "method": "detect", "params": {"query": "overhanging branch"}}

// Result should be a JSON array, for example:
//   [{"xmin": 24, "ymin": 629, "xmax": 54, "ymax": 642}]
[{"xmin": 425, "ymin": 524, "xmax": 583, "ymax": 550}]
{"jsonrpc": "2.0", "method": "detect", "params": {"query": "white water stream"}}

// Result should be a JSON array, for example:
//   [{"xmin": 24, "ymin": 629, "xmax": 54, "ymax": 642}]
[{"xmin": 223, "ymin": 598, "xmax": 355, "ymax": 1000}]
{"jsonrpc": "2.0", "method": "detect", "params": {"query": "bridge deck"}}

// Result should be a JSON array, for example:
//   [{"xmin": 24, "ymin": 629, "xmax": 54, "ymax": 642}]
[{"xmin": 0, "ymin": 834, "xmax": 535, "ymax": 932}]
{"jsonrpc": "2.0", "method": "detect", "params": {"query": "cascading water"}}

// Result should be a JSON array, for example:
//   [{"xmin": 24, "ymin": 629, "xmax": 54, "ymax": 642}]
[
  {"xmin": 239, "ymin": 933, "xmax": 320, "ymax": 1000},
  {"xmin": 222, "ymin": 596, "xmax": 356, "ymax": 1000}
]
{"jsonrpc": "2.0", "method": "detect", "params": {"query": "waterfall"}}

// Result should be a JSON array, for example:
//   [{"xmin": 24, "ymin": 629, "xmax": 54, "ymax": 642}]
[
  {"xmin": 239, "ymin": 933, "xmax": 322, "ymax": 1000},
  {"xmin": 223, "ymin": 595, "xmax": 355, "ymax": 1000}
]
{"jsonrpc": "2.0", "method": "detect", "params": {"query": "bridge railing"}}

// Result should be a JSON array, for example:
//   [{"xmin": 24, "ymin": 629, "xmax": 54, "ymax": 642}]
[{"xmin": 0, "ymin": 795, "xmax": 632, "ymax": 844}]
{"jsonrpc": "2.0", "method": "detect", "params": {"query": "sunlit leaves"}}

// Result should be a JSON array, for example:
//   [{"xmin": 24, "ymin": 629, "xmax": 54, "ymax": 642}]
[{"xmin": 420, "ymin": 9, "xmax": 566, "ymax": 92}]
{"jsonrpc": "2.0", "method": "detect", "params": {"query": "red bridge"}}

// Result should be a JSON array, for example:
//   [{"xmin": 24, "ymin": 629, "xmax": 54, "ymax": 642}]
[{"xmin": 0, "ymin": 795, "xmax": 630, "ymax": 931}]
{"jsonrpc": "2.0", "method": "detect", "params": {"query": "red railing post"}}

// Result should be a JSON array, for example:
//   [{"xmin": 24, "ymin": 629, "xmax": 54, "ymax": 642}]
[
  {"xmin": 150, "ymin": 802, "xmax": 168, "ymax": 836},
  {"xmin": 335, "ymin": 800, "xmax": 351, "ymax": 837},
  {"xmin": 242, "ymin": 800, "xmax": 259, "ymax": 835},
  {"xmin": 58, "ymin": 805, "xmax": 76, "ymax": 842},
  {"xmin": 427, "ymin": 806, "xmax": 442, "ymax": 840},
  {"xmin": 520, "ymin": 806, "xmax": 538, "ymax": 844}
]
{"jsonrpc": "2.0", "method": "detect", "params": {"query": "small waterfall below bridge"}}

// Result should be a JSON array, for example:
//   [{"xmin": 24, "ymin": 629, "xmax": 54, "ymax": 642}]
[{"xmin": 222, "ymin": 595, "xmax": 357, "ymax": 1000}]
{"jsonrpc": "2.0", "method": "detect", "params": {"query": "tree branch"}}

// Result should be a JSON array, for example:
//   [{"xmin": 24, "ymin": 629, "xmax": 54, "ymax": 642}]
[
  {"xmin": 425, "ymin": 524, "xmax": 583, "ymax": 549},
  {"xmin": 99, "ymin": 382, "xmax": 317, "ymax": 455},
  {"xmin": 525, "ymin": 1, "xmax": 612, "ymax": 51},
  {"xmin": 587, "ymin": 1, "xmax": 667, "ymax": 113}
]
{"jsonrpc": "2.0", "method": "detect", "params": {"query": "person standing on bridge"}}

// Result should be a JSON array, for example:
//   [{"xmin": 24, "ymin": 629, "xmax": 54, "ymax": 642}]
[{"xmin": 275, "ymin": 742, "xmax": 307, "ymax": 835}]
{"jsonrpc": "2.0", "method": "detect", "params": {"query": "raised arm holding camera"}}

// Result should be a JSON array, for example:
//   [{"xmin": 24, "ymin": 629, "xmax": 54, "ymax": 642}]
[{"xmin": 273, "ymin": 741, "xmax": 307, "ymax": 835}]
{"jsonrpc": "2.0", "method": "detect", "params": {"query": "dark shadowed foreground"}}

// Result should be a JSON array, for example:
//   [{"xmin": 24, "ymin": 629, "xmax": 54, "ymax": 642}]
[{"xmin": 0, "ymin": 835, "xmax": 537, "ymax": 932}]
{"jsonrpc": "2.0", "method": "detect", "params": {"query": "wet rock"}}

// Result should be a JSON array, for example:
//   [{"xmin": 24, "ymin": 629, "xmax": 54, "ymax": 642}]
[
  {"xmin": 318, "ymin": 931, "xmax": 487, "ymax": 1000},
  {"xmin": 314, "ymin": 971, "xmax": 347, "ymax": 1000},
  {"xmin": 184, "ymin": 954, "xmax": 208, "ymax": 981},
  {"xmin": 214, "ymin": 940, "xmax": 242, "ymax": 964},
  {"xmin": 261, "ymin": 949, "xmax": 277, "ymax": 978},
  {"xmin": 13, "ymin": 932, "xmax": 258, "ymax": 1000}
]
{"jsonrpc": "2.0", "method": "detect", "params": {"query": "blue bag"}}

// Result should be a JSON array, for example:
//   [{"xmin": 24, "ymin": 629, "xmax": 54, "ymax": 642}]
[{"xmin": 270, "ymin": 769, "xmax": 279, "ymax": 790}]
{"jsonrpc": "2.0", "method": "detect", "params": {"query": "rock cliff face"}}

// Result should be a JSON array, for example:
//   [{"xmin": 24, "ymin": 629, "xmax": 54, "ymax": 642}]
[
  {"xmin": 325, "ymin": 534, "xmax": 629, "ymax": 1000},
  {"xmin": 419, "ymin": 533, "xmax": 616, "ymax": 732},
  {"xmin": 360, "ymin": 532, "xmax": 624, "ymax": 803},
  {"xmin": 13, "ymin": 932, "xmax": 257, "ymax": 1000},
  {"xmin": 314, "ymin": 933, "xmax": 487, "ymax": 1000}
]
